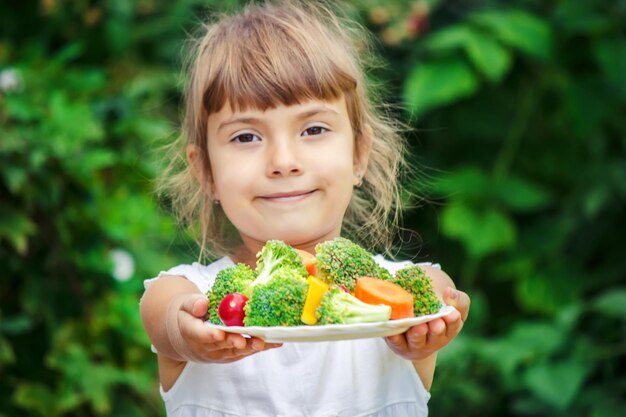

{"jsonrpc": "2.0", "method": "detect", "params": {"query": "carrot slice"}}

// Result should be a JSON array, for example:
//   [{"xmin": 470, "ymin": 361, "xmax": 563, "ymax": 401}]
[
  {"xmin": 355, "ymin": 277, "xmax": 414, "ymax": 319},
  {"xmin": 296, "ymin": 249, "xmax": 317, "ymax": 277}
]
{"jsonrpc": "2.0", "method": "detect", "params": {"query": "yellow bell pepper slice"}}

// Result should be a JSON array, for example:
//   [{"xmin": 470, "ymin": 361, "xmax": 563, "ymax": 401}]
[{"xmin": 301, "ymin": 275, "xmax": 329, "ymax": 325}]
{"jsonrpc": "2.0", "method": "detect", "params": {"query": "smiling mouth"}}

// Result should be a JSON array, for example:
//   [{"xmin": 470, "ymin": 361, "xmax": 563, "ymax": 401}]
[{"xmin": 259, "ymin": 190, "xmax": 316, "ymax": 202}]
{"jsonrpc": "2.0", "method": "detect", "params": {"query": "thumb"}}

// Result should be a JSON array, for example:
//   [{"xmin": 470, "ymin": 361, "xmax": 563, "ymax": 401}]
[
  {"xmin": 180, "ymin": 294, "xmax": 209, "ymax": 319},
  {"xmin": 444, "ymin": 287, "xmax": 470, "ymax": 322}
]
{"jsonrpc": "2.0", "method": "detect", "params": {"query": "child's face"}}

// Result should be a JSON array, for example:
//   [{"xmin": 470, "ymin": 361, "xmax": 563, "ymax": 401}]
[{"xmin": 203, "ymin": 96, "xmax": 367, "ymax": 251}]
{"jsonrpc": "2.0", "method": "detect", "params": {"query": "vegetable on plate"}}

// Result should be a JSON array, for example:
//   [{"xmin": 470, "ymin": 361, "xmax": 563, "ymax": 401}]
[
  {"xmin": 218, "ymin": 293, "xmax": 249, "ymax": 326},
  {"xmin": 354, "ymin": 277, "xmax": 414, "ymax": 319}
]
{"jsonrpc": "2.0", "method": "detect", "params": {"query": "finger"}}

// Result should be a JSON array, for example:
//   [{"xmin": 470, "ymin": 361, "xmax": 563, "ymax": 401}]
[
  {"xmin": 405, "ymin": 324, "xmax": 428, "ymax": 350},
  {"xmin": 444, "ymin": 287, "xmax": 470, "ymax": 322},
  {"xmin": 427, "ymin": 318, "xmax": 446, "ymax": 336},
  {"xmin": 224, "ymin": 332, "xmax": 249, "ymax": 350},
  {"xmin": 385, "ymin": 333, "xmax": 408, "ymax": 353},
  {"xmin": 202, "ymin": 333, "xmax": 248, "ymax": 351},
  {"xmin": 207, "ymin": 338, "xmax": 279, "ymax": 361},
  {"xmin": 249, "ymin": 338, "xmax": 282, "ymax": 352},
  {"xmin": 205, "ymin": 347, "xmax": 256, "ymax": 362},
  {"xmin": 408, "ymin": 323, "xmax": 429, "ymax": 337},
  {"xmin": 180, "ymin": 294, "xmax": 210, "ymax": 318},
  {"xmin": 444, "ymin": 314, "xmax": 464, "ymax": 340},
  {"xmin": 441, "ymin": 307, "xmax": 461, "ymax": 325},
  {"xmin": 204, "ymin": 327, "xmax": 227, "ymax": 343},
  {"xmin": 180, "ymin": 316, "xmax": 225, "ymax": 345},
  {"xmin": 423, "ymin": 318, "xmax": 448, "ymax": 349}
]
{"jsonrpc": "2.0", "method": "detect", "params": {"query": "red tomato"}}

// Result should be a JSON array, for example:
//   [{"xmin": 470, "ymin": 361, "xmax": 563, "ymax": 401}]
[{"xmin": 218, "ymin": 293, "xmax": 248, "ymax": 326}]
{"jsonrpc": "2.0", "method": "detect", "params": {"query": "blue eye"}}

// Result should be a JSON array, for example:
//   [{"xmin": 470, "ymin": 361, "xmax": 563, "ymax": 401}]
[
  {"xmin": 302, "ymin": 126, "xmax": 328, "ymax": 137},
  {"xmin": 232, "ymin": 133, "xmax": 260, "ymax": 143}
]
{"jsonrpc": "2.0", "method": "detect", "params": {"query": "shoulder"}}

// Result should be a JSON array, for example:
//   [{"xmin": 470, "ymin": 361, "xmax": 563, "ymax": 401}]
[
  {"xmin": 143, "ymin": 256, "xmax": 235, "ymax": 295},
  {"xmin": 373, "ymin": 255, "xmax": 454, "ymax": 296}
]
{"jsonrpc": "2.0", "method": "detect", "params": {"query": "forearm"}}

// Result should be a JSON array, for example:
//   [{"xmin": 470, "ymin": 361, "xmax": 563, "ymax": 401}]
[
  {"xmin": 412, "ymin": 353, "xmax": 437, "ymax": 391},
  {"xmin": 407, "ymin": 266, "xmax": 452, "ymax": 391},
  {"xmin": 139, "ymin": 275, "xmax": 202, "ymax": 361}
]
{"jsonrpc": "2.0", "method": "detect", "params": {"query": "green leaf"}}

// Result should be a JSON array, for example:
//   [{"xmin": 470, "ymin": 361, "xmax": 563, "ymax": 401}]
[
  {"xmin": 0, "ymin": 207, "xmax": 36, "ymax": 255},
  {"xmin": 593, "ymin": 38, "xmax": 626, "ymax": 100},
  {"xmin": 0, "ymin": 336, "xmax": 15, "ymax": 365},
  {"xmin": 0, "ymin": 315, "xmax": 33, "ymax": 334},
  {"xmin": 47, "ymin": 92, "xmax": 104, "ymax": 150},
  {"xmin": 470, "ymin": 10, "xmax": 552, "ymax": 60},
  {"xmin": 464, "ymin": 29, "xmax": 512, "ymax": 83},
  {"xmin": 433, "ymin": 167, "xmax": 552, "ymax": 212},
  {"xmin": 13, "ymin": 383, "xmax": 60, "ymax": 416},
  {"xmin": 480, "ymin": 321, "xmax": 567, "ymax": 377},
  {"xmin": 50, "ymin": 42, "xmax": 83, "ymax": 65},
  {"xmin": 523, "ymin": 361, "xmax": 591, "ymax": 410},
  {"xmin": 494, "ymin": 175, "xmax": 552, "ymax": 212},
  {"xmin": 441, "ymin": 203, "xmax": 516, "ymax": 259},
  {"xmin": 403, "ymin": 58, "xmax": 479, "ymax": 116},
  {"xmin": 3, "ymin": 95, "xmax": 42, "ymax": 122},
  {"xmin": 563, "ymin": 76, "xmax": 612, "ymax": 139},
  {"xmin": 47, "ymin": 343, "xmax": 123, "ymax": 414},
  {"xmin": 591, "ymin": 289, "xmax": 626, "ymax": 319},
  {"xmin": 554, "ymin": 2, "xmax": 612, "ymax": 35},
  {"xmin": 515, "ymin": 266, "xmax": 582, "ymax": 315},
  {"xmin": 431, "ymin": 167, "xmax": 491, "ymax": 200},
  {"xmin": 2, "ymin": 166, "xmax": 27, "ymax": 194},
  {"xmin": 13, "ymin": 382, "xmax": 82, "ymax": 416},
  {"xmin": 62, "ymin": 148, "xmax": 117, "ymax": 185},
  {"xmin": 425, "ymin": 25, "xmax": 474, "ymax": 51},
  {"xmin": 426, "ymin": 25, "xmax": 512, "ymax": 83}
]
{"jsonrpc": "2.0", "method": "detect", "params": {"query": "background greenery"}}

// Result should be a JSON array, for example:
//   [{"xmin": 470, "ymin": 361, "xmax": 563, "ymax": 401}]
[{"xmin": 1, "ymin": 0, "xmax": 624, "ymax": 416}]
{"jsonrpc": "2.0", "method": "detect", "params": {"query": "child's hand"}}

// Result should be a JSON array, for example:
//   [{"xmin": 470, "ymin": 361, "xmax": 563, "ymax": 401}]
[
  {"xmin": 385, "ymin": 287, "xmax": 470, "ymax": 361},
  {"xmin": 167, "ymin": 294, "xmax": 281, "ymax": 363}
]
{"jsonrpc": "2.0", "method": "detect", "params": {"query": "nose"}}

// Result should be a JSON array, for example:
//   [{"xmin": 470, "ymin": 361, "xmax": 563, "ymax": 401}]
[{"xmin": 266, "ymin": 138, "xmax": 303, "ymax": 177}]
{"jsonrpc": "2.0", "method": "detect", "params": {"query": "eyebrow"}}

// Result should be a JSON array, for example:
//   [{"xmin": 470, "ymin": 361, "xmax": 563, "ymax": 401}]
[{"xmin": 217, "ymin": 106, "xmax": 340, "ymax": 132}]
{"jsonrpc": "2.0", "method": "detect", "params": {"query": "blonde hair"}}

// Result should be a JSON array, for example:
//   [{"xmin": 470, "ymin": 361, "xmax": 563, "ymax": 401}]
[{"xmin": 158, "ymin": 0, "xmax": 408, "ymax": 258}]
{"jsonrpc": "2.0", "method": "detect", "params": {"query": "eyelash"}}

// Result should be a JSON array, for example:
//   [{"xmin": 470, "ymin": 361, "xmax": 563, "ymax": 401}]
[
  {"xmin": 230, "ymin": 126, "xmax": 328, "ymax": 143},
  {"xmin": 231, "ymin": 133, "xmax": 260, "ymax": 143},
  {"xmin": 301, "ymin": 126, "xmax": 328, "ymax": 137}
]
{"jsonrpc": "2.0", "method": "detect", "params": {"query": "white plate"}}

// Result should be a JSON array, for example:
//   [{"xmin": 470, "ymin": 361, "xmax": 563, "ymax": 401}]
[{"xmin": 205, "ymin": 305, "xmax": 456, "ymax": 343}]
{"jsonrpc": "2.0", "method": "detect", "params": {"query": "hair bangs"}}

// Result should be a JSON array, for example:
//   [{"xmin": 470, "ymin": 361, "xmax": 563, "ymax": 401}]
[{"xmin": 202, "ymin": 6, "xmax": 357, "ymax": 114}]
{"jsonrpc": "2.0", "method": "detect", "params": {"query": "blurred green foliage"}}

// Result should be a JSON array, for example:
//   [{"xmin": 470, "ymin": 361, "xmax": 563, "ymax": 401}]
[{"xmin": 1, "ymin": 0, "xmax": 625, "ymax": 416}]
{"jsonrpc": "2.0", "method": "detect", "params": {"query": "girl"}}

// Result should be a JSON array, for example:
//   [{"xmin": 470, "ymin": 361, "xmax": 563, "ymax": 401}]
[{"xmin": 140, "ymin": 2, "xmax": 470, "ymax": 416}]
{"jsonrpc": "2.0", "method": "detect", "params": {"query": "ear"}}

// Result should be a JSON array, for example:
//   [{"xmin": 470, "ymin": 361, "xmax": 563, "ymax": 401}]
[
  {"xmin": 353, "ymin": 123, "xmax": 373, "ymax": 179},
  {"xmin": 186, "ymin": 144, "xmax": 217, "ymax": 198}
]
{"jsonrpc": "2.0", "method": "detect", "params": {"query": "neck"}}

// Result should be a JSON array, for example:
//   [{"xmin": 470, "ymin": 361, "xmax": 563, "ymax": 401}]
[
  {"xmin": 230, "ymin": 246, "xmax": 257, "ymax": 268},
  {"xmin": 231, "ymin": 230, "xmax": 343, "ymax": 267}
]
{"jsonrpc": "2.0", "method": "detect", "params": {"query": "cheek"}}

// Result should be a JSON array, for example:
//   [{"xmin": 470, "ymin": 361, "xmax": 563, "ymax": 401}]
[
  {"xmin": 211, "ymin": 156, "xmax": 256, "ymax": 199},
  {"xmin": 316, "ymin": 151, "xmax": 355, "ymax": 187}
]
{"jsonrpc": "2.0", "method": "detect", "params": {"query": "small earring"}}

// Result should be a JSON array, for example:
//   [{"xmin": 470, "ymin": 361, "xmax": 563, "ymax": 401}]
[
  {"xmin": 211, "ymin": 193, "xmax": 220, "ymax": 205},
  {"xmin": 355, "ymin": 172, "xmax": 363, "ymax": 187}
]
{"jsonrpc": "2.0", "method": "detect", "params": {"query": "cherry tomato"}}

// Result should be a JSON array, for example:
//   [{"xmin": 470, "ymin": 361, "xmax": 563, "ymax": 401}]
[{"xmin": 218, "ymin": 293, "xmax": 248, "ymax": 326}]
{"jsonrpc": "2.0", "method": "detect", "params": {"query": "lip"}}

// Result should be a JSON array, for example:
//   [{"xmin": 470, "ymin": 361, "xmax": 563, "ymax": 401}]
[{"xmin": 259, "ymin": 190, "xmax": 316, "ymax": 202}]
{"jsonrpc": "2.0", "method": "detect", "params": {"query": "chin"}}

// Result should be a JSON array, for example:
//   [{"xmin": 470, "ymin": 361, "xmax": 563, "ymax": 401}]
[
  {"xmin": 267, "ymin": 227, "xmax": 338, "ymax": 247},
  {"xmin": 266, "ymin": 230, "xmax": 314, "ymax": 245}
]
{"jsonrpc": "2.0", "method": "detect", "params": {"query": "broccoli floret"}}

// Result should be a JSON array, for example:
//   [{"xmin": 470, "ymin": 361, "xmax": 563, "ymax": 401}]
[
  {"xmin": 243, "ymin": 267, "xmax": 308, "ymax": 326},
  {"xmin": 316, "ymin": 287, "xmax": 391, "ymax": 324},
  {"xmin": 207, "ymin": 263, "xmax": 256, "ymax": 325},
  {"xmin": 250, "ymin": 240, "xmax": 307, "ymax": 292},
  {"xmin": 393, "ymin": 265, "xmax": 442, "ymax": 316},
  {"xmin": 314, "ymin": 237, "xmax": 380, "ymax": 292},
  {"xmin": 375, "ymin": 265, "xmax": 393, "ymax": 281}
]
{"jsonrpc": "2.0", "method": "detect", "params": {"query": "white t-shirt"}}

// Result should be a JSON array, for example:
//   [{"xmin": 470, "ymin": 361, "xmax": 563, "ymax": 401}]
[{"xmin": 144, "ymin": 256, "xmax": 439, "ymax": 417}]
